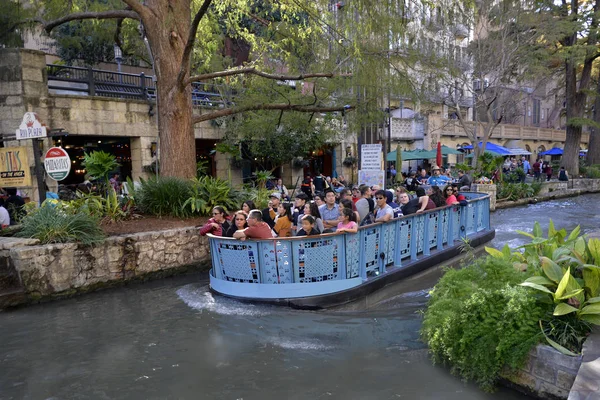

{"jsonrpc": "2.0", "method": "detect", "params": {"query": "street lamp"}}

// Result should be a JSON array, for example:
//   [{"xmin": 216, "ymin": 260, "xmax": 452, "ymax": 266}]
[{"xmin": 114, "ymin": 44, "xmax": 123, "ymax": 83}]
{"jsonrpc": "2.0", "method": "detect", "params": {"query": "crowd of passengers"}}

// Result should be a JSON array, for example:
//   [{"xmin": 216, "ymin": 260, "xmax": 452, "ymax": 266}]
[{"xmin": 199, "ymin": 166, "xmax": 471, "ymax": 241}]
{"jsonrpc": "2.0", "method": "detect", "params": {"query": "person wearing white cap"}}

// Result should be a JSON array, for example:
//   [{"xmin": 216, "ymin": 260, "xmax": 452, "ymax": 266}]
[
  {"xmin": 427, "ymin": 166, "xmax": 451, "ymax": 187},
  {"xmin": 262, "ymin": 192, "xmax": 281, "ymax": 228}
]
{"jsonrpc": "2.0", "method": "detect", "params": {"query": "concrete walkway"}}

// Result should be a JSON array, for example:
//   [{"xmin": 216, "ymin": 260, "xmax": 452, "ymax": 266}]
[{"xmin": 568, "ymin": 331, "xmax": 600, "ymax": 400}]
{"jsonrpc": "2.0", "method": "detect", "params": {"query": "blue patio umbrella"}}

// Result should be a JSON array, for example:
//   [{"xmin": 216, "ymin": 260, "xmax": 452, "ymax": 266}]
[{"xmin": 539, "ymin": 148, "xmax": 563, "ymax": 156}]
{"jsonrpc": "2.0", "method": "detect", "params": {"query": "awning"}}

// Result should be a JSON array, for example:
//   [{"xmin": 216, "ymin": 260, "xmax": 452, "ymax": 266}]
[
  {"xmin": 386, "ymin": 149, "xmax": 437, "ymax": 161},
  {"xmin": 441, "ymin": 145, "xmax": 463, "ymax": 155},
  {"xmin": 539, "ymin": 148, "xmax": 563, "ymax": 156},
  {"xmin": 463, "ymin": 142, "xmax": 531, "ymax": 156}
]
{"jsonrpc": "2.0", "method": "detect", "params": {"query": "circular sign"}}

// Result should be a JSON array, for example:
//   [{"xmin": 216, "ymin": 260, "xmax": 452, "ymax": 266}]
[{"xmin": 44, "ymin": 147, "xmax": 71, "ymax": 181}]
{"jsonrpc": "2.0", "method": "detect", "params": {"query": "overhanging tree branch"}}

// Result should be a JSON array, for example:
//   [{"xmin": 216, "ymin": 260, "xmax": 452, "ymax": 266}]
[
  {"xmin": 192, "ymin": 104, "xmax": 354, "ymax": 124},
  {"xmin": 43, "ymin": 10, "xmax": 140, "ymax": 33},
  {"xmin": 187, "ymin": 67, "xmax": 348, "ymax": 85},
  {"xmin": 177, "ymin": 0, "xmax": 213, "ymax": 88}
]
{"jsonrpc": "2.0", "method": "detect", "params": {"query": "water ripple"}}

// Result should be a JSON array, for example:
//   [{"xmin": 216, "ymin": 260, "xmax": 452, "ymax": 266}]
[{"xmin": 176, "ymin": 284, "xmax": 271, "ymax": 317}]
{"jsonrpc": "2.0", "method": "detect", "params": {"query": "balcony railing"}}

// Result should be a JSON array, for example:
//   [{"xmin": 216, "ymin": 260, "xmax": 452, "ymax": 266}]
[
  {"xmin": 440, "ymin": 119, "xmax": 589, "ymax": 144},
  {"xmin": 46, "ymin": 65, "xmax": 231, "ymax": 107}
]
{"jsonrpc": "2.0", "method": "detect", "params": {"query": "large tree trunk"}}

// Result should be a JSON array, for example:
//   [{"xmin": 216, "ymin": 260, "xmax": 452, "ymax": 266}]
[
  {"xmin": 562, "ymin": 56, "xmax": 583, "ymax": 176},
  {"xmin": 589, "ymin": 76, "xmax": 600, "ymax": 166},
  {"xmin": 145, "ymin": 0, "xmax": 196, "ymax": 179}
]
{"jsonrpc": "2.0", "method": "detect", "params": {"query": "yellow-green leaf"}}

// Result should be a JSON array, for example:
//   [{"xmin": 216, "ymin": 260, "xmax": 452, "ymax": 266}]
[
  {"xmin": 579, "ymin": 314, "xmax": 600, "ymax": 325},
  {"xmin": 485, "ymin": 246, "xmax": 504, "ymax": 259},
  {"xmin": 520, "ymin": 282, "xmax": 553, "ymax": 294},
  {"xmin": 588, "ymin": 238, "xmax": 600, "ymax": 264},
  {"xmin": 583, "ymin": 267, "xmax": 600, "ymax": 298},
  {"xmin": 541, "ymin": 257, "xmax": 564, "ymax": 283},
  {"xmin": 580, "ymin": 302, "xmax": 600, "ymax": 315},
  {"xmin": 553, "ymin": 303, "xmax": 579, "ymax": 316},
  {"xmin": 586, "ymin": 296, "xmax": 600, "ymax": 304},
  {"xmin": 533, "ymin": 222, "xmax": 542, "ymax": 238},
  {"xmin": 556, "ymin": 288, "xmax": 584, "ymax": 301},
  {"xmin": 524, "ymin": 276, "xmax": 555, "ymax": 286},
  {"xmin": 568, "ymin": 225, "xmax": 581, "ymax": 241}
]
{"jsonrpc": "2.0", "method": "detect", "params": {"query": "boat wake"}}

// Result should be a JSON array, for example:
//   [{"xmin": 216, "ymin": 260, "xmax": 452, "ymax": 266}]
[{"xmin": 176, "ymin": 284, "xmax": 270, "ymax": 317}]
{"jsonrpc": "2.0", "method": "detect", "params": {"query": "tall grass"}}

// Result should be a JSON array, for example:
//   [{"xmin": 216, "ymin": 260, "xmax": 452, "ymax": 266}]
[
  {"xmin": 17, "ymin": 206, "xmax": 105, "ymax": 245},
  {"xmin": 135, "ymin": 177, "xmax": 193, "ymax": 218}
]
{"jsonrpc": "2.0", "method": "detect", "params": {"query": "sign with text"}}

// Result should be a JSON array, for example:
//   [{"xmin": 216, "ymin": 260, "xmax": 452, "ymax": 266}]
[
  {"xmin": 0, "ymin": 147, "xmax": 32, "ymax": 187},
  {"xmin": 358, "ymin": 170, "xmax": 385, "ymax": 189},
  {"xmin": 16, "ymin": 112, "xmax": 47, "ymax": 140},
  {"xmin": 360, "ymin": 144, "xmax": 382, "ymax": 170},
  {"xmin": 44, "ymin": 147, "xmax": 71, "ymax": 181}
]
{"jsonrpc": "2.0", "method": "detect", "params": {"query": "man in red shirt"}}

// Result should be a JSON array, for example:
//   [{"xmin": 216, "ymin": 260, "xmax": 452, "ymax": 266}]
[{"xmin": 233, "ymin": 210, "xmax": 273, "ymax": 240}]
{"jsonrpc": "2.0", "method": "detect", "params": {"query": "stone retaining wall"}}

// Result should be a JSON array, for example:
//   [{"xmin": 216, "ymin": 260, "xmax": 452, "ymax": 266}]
[
  {"xmin": 8, "ymin": 227, "xmax": 210, "ymax": 301},
  {"xmin": 502, "ymin": 345, "xmax": 582, "ymax": 399}
]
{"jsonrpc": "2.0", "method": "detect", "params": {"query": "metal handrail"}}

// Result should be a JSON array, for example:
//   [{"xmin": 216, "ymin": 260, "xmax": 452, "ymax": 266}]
[{"xmin": 46, "ymin": 64, "xmax": 232, "ymax": 106}]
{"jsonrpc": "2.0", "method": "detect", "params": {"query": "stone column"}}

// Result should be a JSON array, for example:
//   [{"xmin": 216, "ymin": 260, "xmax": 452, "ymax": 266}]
[
  {"xmin": 471, "ymin": 183, "xmax": 497, "ymax": 211},
  {"xmin": 0, "ymin": 49, "xmax": 51, "ymax": 204}
]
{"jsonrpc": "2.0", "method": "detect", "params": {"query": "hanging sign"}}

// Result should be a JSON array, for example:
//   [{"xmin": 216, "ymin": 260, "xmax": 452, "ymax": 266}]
[
  {"xmin": 16, "ymin": 112, "xmax": 47, "ymax": 140},
  {"xmin": 0, "ymin": 147, "xmax": 32, "ymax": 187},
  {"xmin": 44, "ymin": 147, "xmax": 71, "ymax": 181}
]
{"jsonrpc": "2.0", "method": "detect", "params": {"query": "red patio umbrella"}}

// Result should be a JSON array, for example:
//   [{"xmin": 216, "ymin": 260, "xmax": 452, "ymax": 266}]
[{"xmin": 436, "ymin": 141, "xmax": 443, "ymax": 168}]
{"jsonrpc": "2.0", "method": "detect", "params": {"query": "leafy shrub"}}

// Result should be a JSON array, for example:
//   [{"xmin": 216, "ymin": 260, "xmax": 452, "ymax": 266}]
[
  {"xmin": 17, "ymin": 205, "xmax": 105, "ymax": 245},
  {"xmin": 135, "ymin": 177, "xmax": 193, "ymax": 218},
  {"xmin": 488, "ymin": 221, "xmax": 600, "ymax": 354},
  {"xmin": 421, "ymin": 257, "xmax": 548, "ymax": 391},
  {"xmin": 183, "ymin": 176, "xmax": 241, "ymax": 215},
  {"xmin": 586, "ymin": 166, "xmax": 600, "ymax": 179},
  {"xmin": 496, "ymin": 182, "xmax": 540, "ymax": 201},
  {"xmin": 82, "ymin": 151, "xmax": 120, "ymax": 188}
]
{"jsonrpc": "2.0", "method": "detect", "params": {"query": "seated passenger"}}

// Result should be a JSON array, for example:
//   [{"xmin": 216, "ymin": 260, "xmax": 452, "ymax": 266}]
[
  {"xmin": 273, "ymin": 203, "xmax": 293, "ymax": 237},
  {"xmin": 199, "ymin": 206, "xmax": 231, "ymax": 236},
  {"xmin": 429, "ymin": 185, "xmax": 447, "ymax": 208},
  {"xmin": 340, "ymin": 198, "xmax": 360, "ymax": 224},
  {"xmin": 415, "ymin": 187, "xmax": 436, "ymax": 212},
  {"xmin": 443, "ymin": 184, "xmax": 459, "ymax": 206},
  {"xmin": 337, "ymin": 208, "xmax": 358, "ymax": 233},
  {"xmin": 303, "ymin": 202, "xmax": 324, "ymax": 233},
  {"xmin": 233, "ymin": 210, "xmax": 273, "ymax": 240},
  {"xmin": 223, "ymin": 210, "xmax": 248, "ymax": 237},
  {"xmin": 451, "ymin": 184, "xmax": 467, "ymax": 202},
  {"xmin": 373, "ymin": 190, "xmax": 394, "ymax": 223},
  {"xmin": 295, "ymin": 215, "xmax": 320, "ymax": 236}
]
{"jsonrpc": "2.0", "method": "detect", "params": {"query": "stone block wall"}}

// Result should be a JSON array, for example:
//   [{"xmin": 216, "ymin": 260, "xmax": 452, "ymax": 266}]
[
  {"xmin": 471, "ymin": 184, "xmax": 497, "ymax": 210},
  {"xmin": 571, "ymin": 179, "xmax": 600, "ymax": 191},
  {"xmin": 9, "ymin": 227, "xmax": 210, "ymax": 299},
  {"xmin": 502, "ymin": 344, "xmax": 582, "ymax": 399},
  {"xmin": 538, "ymin": 181, "xmax": 569, "ymax": 195}
]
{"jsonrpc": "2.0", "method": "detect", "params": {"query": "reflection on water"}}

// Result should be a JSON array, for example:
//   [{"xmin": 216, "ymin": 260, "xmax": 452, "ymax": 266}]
[{"xmin": 4, "ymin": 194, "xmax": 596, "ymax": 399}]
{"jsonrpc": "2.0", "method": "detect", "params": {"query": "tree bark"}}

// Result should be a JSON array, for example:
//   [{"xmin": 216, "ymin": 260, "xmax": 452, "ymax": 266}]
[
  {"xmin": 562, "ymin": 51, "xmax": 584, "ymax": 176},
  {"xmin": 145, "ymin": 0, "xmax": 196, "ymax": 179},
  {"xmin": 589, "ymin": 75, "xmax": 600, "ymax": 166}
]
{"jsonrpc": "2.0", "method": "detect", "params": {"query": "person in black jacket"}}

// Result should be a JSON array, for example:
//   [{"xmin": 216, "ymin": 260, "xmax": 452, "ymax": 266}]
[
  {"xmin": 5, "ymin": 188, "xmax": 25, "ymax": 225},
  {"xmin": 261, "ymin": 192, "xmax": 281, "ymax": 228}
]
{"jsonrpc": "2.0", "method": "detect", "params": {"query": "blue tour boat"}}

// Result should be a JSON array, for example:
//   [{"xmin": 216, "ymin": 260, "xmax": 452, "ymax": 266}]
[{"xmin": 207, "ymin": 192, "xmax": 494, "ymax": 309}]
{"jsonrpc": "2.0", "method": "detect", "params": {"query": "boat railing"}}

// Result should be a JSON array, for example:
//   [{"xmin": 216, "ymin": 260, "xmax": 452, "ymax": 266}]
[{"xmin": 207, "ymin": 192, "xmax": 490, "ymax": 287}]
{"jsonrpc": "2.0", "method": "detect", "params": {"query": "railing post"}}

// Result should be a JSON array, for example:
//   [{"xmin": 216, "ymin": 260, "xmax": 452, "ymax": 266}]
[
  {"xmin": 87, "ymin": 67, "xmax": 95, "ymax": 96},
  {"xmin": 447, "ymin": 207, "xmax": 455, "ymax": 244},
  {"xmin": 437, "ymin": 209, "xmax": 444, "ymax": 249},
  {"xmin": 423, "ymin": 215, "xmax": 431, "ymax": 256},
  {"xmin": 338, "ymin": 235, "xmax": 347, "ymax": 280},
  {"xmin": 359, "ymin": 229, "xmax": 367, "ymax": 281},
  {"xmin": 459, "ymin": 204, "xmax": 468, "ymax": 239},
  {"xmin": 410, "ymin": 215, "xmax": 418, "ymax": 261},
  {"xmin": 140, "ymin": 72, "xmax": 146, "ymax": 99}
]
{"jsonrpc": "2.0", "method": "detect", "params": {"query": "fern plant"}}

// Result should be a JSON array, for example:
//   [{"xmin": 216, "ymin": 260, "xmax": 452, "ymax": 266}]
[{"xmin": 82, "ymin": 151, "xmax": 120, "ymax": 186}]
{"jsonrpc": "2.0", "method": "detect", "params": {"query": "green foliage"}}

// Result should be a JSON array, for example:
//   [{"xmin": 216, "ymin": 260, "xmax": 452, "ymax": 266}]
[
  {"xmin": 586, "ymin": 166, "xmax": 600, "ymax": 179},
  {"xmin": 135, "ymin": 177, "xmax": 193, "ymax": 218},
  {"xmin": 196, "ymin": 159, "xmax": 209, "ymax": 177},
  {"xmin": 82, "ymin": 151, "xmax": 120, "ymax": 186},
  {"xmin": 183, "ymin": 176, "xmax": 241, "ymax": 216},
  {"xmin": 496, "ymin": 182, "xmax": 541, "ymax": 201},
  {"xmin": 421, "ymin": 257, "xmax": 547, "ymax": 391},
  {"xmin": 475, "ymin": 153, "xmax": 504, "ymax": 180},
  {"xmin": 486, "ymin": 220, "xmax": 600, "ymax": 354},
  {"xmin": 17, "ymin": 204, "xmax": 105, "ymax": 245}
]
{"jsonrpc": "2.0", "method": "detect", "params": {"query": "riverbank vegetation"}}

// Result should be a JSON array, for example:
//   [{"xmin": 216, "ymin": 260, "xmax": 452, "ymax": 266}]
[{"xmin": 421, "ymin": 222, "xmax": 600, "ymax": 391}]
